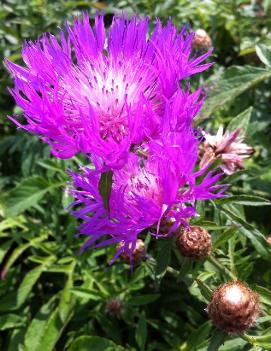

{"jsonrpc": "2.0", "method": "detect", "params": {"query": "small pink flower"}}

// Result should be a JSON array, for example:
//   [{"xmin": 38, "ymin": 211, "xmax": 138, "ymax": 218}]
[{"xmin": 200, "ymin": 126, "xmax": 254, "ymax": 175}]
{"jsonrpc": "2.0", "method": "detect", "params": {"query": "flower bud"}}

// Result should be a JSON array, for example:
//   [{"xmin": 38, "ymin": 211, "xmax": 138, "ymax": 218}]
[
  {"xmin": 192, "ymin": 29, "xmax": 212, "ymax": 51},
  {"xmin": 118, "ymin": 239, "xmax": 146, "ymax": 265},
  {"xmin": 200, "ymin": 127, "xmax": 254, "ymax": 175},
  {"xmin": 106, "ymin": 298, "xmax": 123, "ymax": 318},
  {"xmin": 150, "ymin": 218, "xmax": 176, "ymax": 236},
  {"xmin": 176, "ymin": 226, "xmax": 212, "ymax": 259},
  {"xmin": 266, "ymin": 235, "xmax": 271, "ymax": 245},
  {"xmin": 208, "ymin": 281, "xmax": 260, "ymax": 334}
]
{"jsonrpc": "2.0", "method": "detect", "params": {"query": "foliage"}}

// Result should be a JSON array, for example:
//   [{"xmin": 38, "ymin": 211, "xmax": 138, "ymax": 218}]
[{"xmin": 1, "ymin": 0, "xmax": 271, "ymax": 350}]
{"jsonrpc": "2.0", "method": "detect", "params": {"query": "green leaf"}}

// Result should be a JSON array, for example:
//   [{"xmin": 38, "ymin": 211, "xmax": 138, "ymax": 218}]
[
  {"xmin": 24, "ymin": 264, "xmax": 75, "ymax": 351},
  {"xmin": 155, "ymin": 240, "xmax": 172, "ymax": 277},
  {"xmin": 0, "ymin": 216, "xmax": 27, "ymax": 233},
  {"xmin": 196, "ymin": 279, "xmax": 213, "ymax": 301},
  {"xmin": 217, "ymin": 195, "xmax": 271, "ymax": 207},
  {"xmin": 0, "ymin": 239, "xmax": 13, "ymax": 263},
  {"xmin": 0, "ymin": 314, "xmax": 25, "ymax": 330},
  {"xmin": 0, "ymin": 264, "xmax": 44, "ymax": 311},
  {"xmin": 1, "ymin": 234, "xmax": 47, "ymax": 278},
  {"xmin": 98, "ymin": 171, "xmax": 113, "ymax": 212},
  {"xmin": 227, "ymin": 107, "xmax": 253, "ymax": 137},
  {"xmin": 128, "ymin": 294, "xmax": 160, "ymax": 305},
  {"xmin": 135, "ymin": 314, "xmax": 147, "ymax": 351},
  {"xmin": 2, "ymin": 176, "xmax": 64, "ymax": 217},
  {"xmin": 220, "ymin": 206, "xmax": 271, "ymax": 259},
  {"xmin": 254, "ymin": 286, "xmax": 271, "ymax": 306},
  {"xmin": 24, "ymin": 296, "xmax": 57, "ymax": 351},
  {"xmin": 218, "ymin": 337, "xmax": 246, "ymax": 351},
  {"xmin": 198, "ymin": 66, "xmax": 271, "ymax": 121},
  {"xmin": 207, "ymin": 330, "xmax": 227, "ymax": 351},
  {"xmin": 187, "ymin": 321, "xmax": 212, "ymax": 349},
  {"xmin": 244, "ymin": 330, "xmax": 271, "ymax": 350},
  {"xmin": 256, "ymin": 44, "xmax": 271, "ymax": 68},
  {"xmin": 70, "ymin": 287, "xmax": 102, "ymax": 301},
  {"xmin": 213, "ymin": 226, "xmax": 239, "ymax": 249},
  {"xmin": 68, "ymin": 336, "xmax": 125, "ymax": 351}
]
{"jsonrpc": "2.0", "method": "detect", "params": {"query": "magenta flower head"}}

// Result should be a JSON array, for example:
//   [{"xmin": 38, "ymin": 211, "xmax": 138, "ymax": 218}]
[
  {"xmin": 69, "ymin": 98, "xmax": 226, "ymax": 263},
  {"xmin": 6, "ymin": 12, "xmax": 212, "ymax": 169}
]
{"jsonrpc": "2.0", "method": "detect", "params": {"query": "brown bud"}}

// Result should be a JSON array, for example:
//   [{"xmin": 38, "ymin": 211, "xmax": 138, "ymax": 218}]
[
  {"xmin": 106, "ymin": 298, "xmax": 123, "ymax": 318},
  {"xmin": 176, "ymin": 226, "xmax": 212, "ymax": 259},
  {"xmin": 150, "ymin": 217, "xmax": 176, "ymax": 236},
  {"xmin": 117, "ymin": 239, "xmax": 146, "ymax": 265},
  {"xmin": 192, "ymin": 29, "xmax": 212, "ymax": 51},
  {"xmin": 208, "ymin": 281, "xmax": 260, "ymax": 334},
  {"xmin": 266, "ymin": 236, "xmax": 271, "ymax": 245}
]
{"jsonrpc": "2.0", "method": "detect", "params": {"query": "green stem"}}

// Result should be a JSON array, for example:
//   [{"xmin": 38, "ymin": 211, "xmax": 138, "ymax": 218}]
[
  {"xmin": 208, "ymin": 254, "xmax": 237, "ymax": 280},
  {"xmin": 239, "ymin": 333, "xmax": 256, "ymax": 345}
]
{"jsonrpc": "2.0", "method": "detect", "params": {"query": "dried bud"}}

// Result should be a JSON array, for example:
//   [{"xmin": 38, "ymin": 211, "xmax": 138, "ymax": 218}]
[
  {"xmin": 208, "ymin": 281, "xmax": 260, "ymax": 334},
  {"xmin": 118, "ymin": 239, "xmax": 146, "ymax": 265},
  {"xmin": 106, "ymin": 298, "xmax": 123, "ymax": 318},
  {"xmin": 200, "ymin": 127, "xmax": 254, "ymax": 175},
  {"xmin": 176, "ymin": 226, "xmax": 212, "ymax": 259},
  {"xmin": 192, "ymin": 29, "xmax": 212, "ymax": 51}
]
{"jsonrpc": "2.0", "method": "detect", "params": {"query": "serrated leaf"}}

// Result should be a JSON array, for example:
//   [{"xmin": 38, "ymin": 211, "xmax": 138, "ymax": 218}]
[
  {"xmin": 198, "ymin": 66, "xmax": 271, "ymax": 121},
  {"xmin": 68, "ymin": 336, "xmax": 125, "ymax": 351},
  {"xmin": 220, "ymin": 206, "xmax": 271, "ymax": 259},
  {"xmin": 2, "ymin": 176, "xmax": 64, "ymax": 217},
  {"xmin": 227, "ymin": 107, "xmax": 253, "ymax": 137},
  {"xmin": 0, "ymin": 216, "xmax": 27, "ymax": 233},
  {"xmin": 98, "ymin": 171, "xmax": 113, "ymax": 212},
  {"xmin": 0, "ymin": 314, "xmax": 25, "ymax": 330},
  {"xmin": 256, "ymin": 44, "xmax": 271, "ymax": 68}
]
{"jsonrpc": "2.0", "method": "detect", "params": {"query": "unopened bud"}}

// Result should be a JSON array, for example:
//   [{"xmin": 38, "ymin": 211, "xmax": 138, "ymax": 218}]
[
  {"xmin": 192, "ymin": 29, "xmax": 212, "ymax": 51},
  {"xmin": 106, "ymin": 298, "xmax": 123, "ymax": 318},
  {"xmin": 176, "ymin": 226, "xmax": 212, "ymax": 259},
  {"xmin": 118, "ymin": 239, "xmax": 146, "ymax": 265},
  {"xmin": 208, "ymin": 281, "xmax": 260, "ymax": 334},
  {"xmin": 266, "ymin": 236, "xmax": 271, "ymax": 245}
]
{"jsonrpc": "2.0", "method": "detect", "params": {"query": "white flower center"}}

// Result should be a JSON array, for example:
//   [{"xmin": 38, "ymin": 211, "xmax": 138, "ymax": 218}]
[{"xmin": 224, "ymin": 285, "xmax": 243, "ymax": 304}]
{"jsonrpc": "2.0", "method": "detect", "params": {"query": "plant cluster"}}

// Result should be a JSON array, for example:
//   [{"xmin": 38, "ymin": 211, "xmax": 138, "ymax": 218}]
[{"xmin": 0, "ymin": 1, "xmax": 271, "ymax": 351}]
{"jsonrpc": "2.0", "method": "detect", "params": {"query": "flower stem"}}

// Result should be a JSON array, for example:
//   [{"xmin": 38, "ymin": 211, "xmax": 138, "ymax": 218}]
[{"xmin": 208, "ymin": 254, "xmax": 237, "ymax": 280}]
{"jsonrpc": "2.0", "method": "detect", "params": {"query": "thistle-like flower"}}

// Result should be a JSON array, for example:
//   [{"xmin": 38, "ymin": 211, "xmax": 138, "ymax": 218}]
[
  {"xmin": 70, "ymin": 101, "xmax": 226, "ymax": 261},
  {"xmin": 200, "ymin": 126, "xmax": 254, "ymax": 175},
  {"xmin": 6, "ymin": 13, "xmax": 212, "ymax": 169}
]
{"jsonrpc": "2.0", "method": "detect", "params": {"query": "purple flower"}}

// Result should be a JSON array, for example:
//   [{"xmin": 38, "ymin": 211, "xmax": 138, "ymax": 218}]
[
  {"xmin": 69, "ymin": 100, "xmax": 226, "ymax": 262},
  {"xmin": 6, "ymin": 13, "xmax": 212, "ymax": 168}
]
